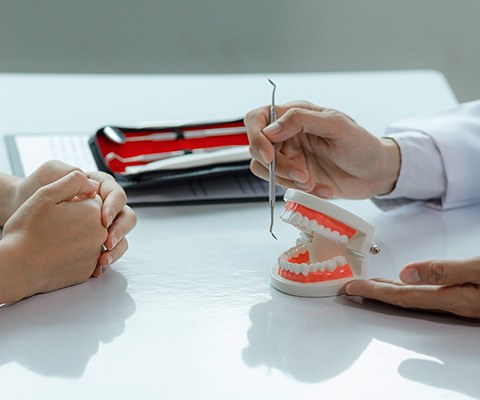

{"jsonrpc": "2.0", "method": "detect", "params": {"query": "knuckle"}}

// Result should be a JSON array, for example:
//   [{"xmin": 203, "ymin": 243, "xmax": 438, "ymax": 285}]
[
  {"xmin": 326, "ymin": 109, "xmax": 348, "ymax": 124},
  {"xmin": 429, "ymin": 262, "xmax": 451, "ymax": 285},
  {"xmin": 244, "ymin": 106, "xmax": 267, "ymax": 124},
  {"xmin": 285, "ymin": 107, "xmax": 301, "ymax": 121},
  {"xmin": 42, "ymin": 159, "xmax": 64, "ymax": 170},
  {"xmin": 68, "ymin": 170, "xmax": 88, "ymax": 185},
  {"xmin": 118, "ymin": 190, "xmax": 128, "ymax": 205}
]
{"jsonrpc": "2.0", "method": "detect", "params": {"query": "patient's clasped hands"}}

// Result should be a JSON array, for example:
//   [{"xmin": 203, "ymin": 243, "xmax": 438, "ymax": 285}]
[
  {"xmin": 245, "ymin": 101, "xmax": 480, "ymax": 319},
  {"xmin": 0, "ymin": 161, "xmax": 136, "ymax": 303}
]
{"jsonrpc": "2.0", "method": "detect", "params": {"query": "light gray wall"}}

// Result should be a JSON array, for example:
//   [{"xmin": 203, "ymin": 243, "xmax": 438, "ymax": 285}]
[{"xmin": 1, "ymin": 0, "xmax": 478, "ymax": 101}]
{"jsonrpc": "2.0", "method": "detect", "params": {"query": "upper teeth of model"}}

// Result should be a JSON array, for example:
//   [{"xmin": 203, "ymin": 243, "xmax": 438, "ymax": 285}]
[{"xmin": 280, "ymin": 208, "xmax": 349, "ymax": 244}]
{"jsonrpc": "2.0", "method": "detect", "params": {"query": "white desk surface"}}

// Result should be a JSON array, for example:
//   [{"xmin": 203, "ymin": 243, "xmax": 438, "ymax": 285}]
[{"xmin": 1, "ymin": 71, "xmax": 478, "ymax": 400}]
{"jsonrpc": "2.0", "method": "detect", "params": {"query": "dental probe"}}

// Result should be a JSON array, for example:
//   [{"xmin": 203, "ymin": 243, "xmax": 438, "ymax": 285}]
[
  {"xmin": 105, "ymin": 145, "xmax": 241, "ymax": 166},
  {"xmin": 268, "ymin": 79, "xmax": 278, "ymax": 240}
]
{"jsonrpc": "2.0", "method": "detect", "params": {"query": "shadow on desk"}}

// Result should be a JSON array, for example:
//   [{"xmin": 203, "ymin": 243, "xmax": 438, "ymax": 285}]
[
  {"xmin": 0, "ymin": 270, "xmax": 135, "ymax": 378},
  {"xmin": 243, "ymin": 288, "xmax": 480, "ymax": 399}
]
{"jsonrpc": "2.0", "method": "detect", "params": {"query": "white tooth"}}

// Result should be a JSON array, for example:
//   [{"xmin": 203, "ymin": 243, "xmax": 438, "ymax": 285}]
[
  {"xmin": 322, "ymin": 227, "xmax": 333, "ymax": 240},
  {"xmin": 327, "ymin": 231, "xmax": 337, "ymax": 241},
  {"xmin": 290, "ymin": 212, "xmax": 302, "ymax": 225},
  {"xmin": 279, "ymin": 259, "xmax": 286, "ymax": 269},
  {"xmin": 307, "ymin": 219, "xmax": 318, "ymax": 231},
  {"xmin": 285, "ymin": 262, "xmax": 293, "ymax": 272},
  {"xmin": 312, "ymin": 225, "xmax": 325, "ymax": 238},
  {"xmin": 280, "ymin": 210, "xmax": 289, "ymax": 223},
  {"xmin": 331, "ymin": 231, "xmax": 341, "ymax": 242},
  {"xmin": 285, "ymin": 209, "xmax": 294, "ymax": 221},
  {"xmin": 296, "ymin": 237, "xmax": 306, "ymax": 246},
  {"xmin": 340, "ymin": 234, "xmax": 348, "ymax": 244},
  {"xmin": 336, "ymin": 256, "xmax": 347, "ymax": 266},
  {"xmin": 300, "ymin": 216, "xmax": 309, "ymax": 228},
  {"xmin": 300, "ymin": 263, "xmax": 309, "ymax": 276},
  {"xmin": 319, "ymin": 261, "xmax": 327, "ymax": 271},
  {"xmin": 292, "ymin": 264, "xmax": 300, "ymax": 274},
  {"xmin": 325, "ymin": 259, "xmax": 336, "ymax": 272},
  {"xmin": 309, "ymin": 262, "xmax": 320, "ymax": 272}
]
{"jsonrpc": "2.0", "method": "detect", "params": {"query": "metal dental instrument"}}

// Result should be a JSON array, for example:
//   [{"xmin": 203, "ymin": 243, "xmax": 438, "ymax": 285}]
[
  {"xmin": 268, "ymin": 79, "xmax": 278, "ymax": 240},
  {"xmin": 103, "ymin": 125, "xmax": 247, "ymax": 144},
  {"xmin": 105, "ymin": 145, "xmax": 243, "ymax": 166}
]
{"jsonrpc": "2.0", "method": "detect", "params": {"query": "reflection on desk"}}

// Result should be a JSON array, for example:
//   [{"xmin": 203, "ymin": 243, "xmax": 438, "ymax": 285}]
[
  {"xmin": 243, "ymin": 287, "xmax": 480, "ymax": 399},
  {"xmin": 0, "ymin": 271, "xmax": 135, "ymax": 377}
]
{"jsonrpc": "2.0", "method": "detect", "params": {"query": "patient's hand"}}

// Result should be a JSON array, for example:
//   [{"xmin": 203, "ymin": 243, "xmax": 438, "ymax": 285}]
[
  {"xmin": 0, "ymin": 171, "xmax": 108, "ymax": 303},
  {"xmin": 342, "ymin": 257, "xmax": 480, "ymax": 319},
  {"xmin": 6, "ymin": 160, "xmax": 136, "ymax": 274}
]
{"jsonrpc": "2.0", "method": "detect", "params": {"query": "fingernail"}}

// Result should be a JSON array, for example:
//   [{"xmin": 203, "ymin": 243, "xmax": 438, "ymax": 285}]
[
  {"xmin": 106, "ymin": 255, "xmax": 114, "ymax": 266},
  {"xmin": 262, "ymin": 122, "xmax": 281, "ymax": 135},
  {"xmin": 92, "ymin": 265, "xmax": 103, "ymax": 278},
  {"xmin": 342, "ymin": 281, "xmax": 363, "ymax": 297},
  {"xmin": 342, "ymin": 282, "xmax": 353, "ymax": 295},
  {"xmin": 87, "ymin": 179, "xmax": 99, "ymax": 188},
  {"xmin": 402, "ymin": 268, "xmax": 421, "ymax": 283},
  {"xmin": 316, "ymin": 187, "xmax": 333, "ymax": 198},
  {"xmin": 106, "ymin": 215, "xmax": 114, "ymax": 228},
  {"xmin": 289, "ymin": 170, "xmax": 308, "ymax": 183},
  {"xmin": 258, "ymin": 147, "xmax": 269, "ymax": 164},
  {"xmin": 295, "ymin": 181, "xmax": 312, "ymax": 191},
  {"xmin": 111, "ymin": 236, "xmax": 119, "ymax": 249}
]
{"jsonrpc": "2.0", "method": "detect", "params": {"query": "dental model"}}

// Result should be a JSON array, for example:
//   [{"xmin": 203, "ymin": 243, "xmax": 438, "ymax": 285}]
[{"xmin": 272, "ymin": 189, "xmax": 379, "ymax": 297}]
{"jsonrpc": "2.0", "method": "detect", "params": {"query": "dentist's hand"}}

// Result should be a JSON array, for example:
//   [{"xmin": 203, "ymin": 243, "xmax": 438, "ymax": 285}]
[
  {"xmin": 342, "ymin": 258, "xmax": 480, "ymax": 319},
  {"xmin": 244, "ymin": 101, "xmax": 401, "ymax": 199}
]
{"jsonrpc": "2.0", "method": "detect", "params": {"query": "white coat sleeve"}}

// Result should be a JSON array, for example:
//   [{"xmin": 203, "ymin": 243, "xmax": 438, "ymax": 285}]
[{"xmin": 373, "ymin": 100, "xmax": 480, "ymax": 210}]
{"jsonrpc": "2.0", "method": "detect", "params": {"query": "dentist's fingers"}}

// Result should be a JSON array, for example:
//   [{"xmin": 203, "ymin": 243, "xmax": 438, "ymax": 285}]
[
  {"xmin": 244, "ymin": 105, "xmax": 274, "ymax": 164},
  {"xmin": 245, "ymin": 101, "xmax": 324, "ymax": 163},
  {"xmin": 262, "ymin": 107, "xmax": 351, "ymax": 143},
  {"xmin": 250, "ymin": 159, "xmax": 316, "ymax": 192},
  {"xmin": 400, "ymin": 258, "xmax": 480, "ymax": 286},
  {"xmin": 342, "ymin": 279, "xmax": 480, "ymax": 319}
]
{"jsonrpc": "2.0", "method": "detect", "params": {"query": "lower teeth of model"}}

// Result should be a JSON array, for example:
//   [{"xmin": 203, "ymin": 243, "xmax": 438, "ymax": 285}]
[{"xmin": 280, "ymin": 254, "xmax": 347, "ymax": 276}]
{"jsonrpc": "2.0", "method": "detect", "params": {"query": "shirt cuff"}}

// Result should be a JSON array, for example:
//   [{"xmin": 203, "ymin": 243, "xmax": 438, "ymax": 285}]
[{"xmin": 373, "ymin": 130, "xmax": 446, "ymax": 207}]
